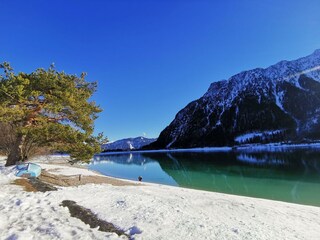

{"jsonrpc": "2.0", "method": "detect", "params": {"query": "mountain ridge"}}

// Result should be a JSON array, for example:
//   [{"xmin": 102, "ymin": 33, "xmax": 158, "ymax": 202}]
[
  {"xmin": 102, "ymin": 137, "xmax": 157, "ymax": 151},
  {"xmin": 148, "ymin": 50, "xmax": 320, "ymax": 149}
]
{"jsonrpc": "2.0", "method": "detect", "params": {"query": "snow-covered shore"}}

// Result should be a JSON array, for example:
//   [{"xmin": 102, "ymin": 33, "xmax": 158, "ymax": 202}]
[
  {"xmin": 99, "ymin": 142, "xmax": 320, "ymax": 155},
  {"xmin": 1, "ymin": 156, "xmax": 320, "ymax": 240}
]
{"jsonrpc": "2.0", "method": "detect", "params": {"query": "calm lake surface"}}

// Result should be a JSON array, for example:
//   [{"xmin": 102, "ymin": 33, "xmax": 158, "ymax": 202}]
[{"xmin": 89, "ymin": 148, "xmax": 320, "ymax": 207}]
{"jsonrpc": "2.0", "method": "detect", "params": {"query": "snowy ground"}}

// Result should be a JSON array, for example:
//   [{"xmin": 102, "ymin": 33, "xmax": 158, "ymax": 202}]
[{"xmin": 1, "ymin": 156, "xmax": 320, "ymax": 240}]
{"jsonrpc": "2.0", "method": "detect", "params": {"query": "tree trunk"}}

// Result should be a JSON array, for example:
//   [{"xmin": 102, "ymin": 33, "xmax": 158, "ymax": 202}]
[{"xmin": 5, "ymin": 134, "xmax": 25, "ymax": 166}]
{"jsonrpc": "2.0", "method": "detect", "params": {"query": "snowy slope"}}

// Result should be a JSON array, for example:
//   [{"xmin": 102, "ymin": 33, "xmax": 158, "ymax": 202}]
[
  {"xmin": 102, "ymin": 137, "xmax": 157, "ymax": 151},
  {"xmin": 150, "ymin": 50, "xmax": 320, "ymax": 149},
  {"xmin": 1, "ymin": 158, "xmax": 320, "ymax": 240}
]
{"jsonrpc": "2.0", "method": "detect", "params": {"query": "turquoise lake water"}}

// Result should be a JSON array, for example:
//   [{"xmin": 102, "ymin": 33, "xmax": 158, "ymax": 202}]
[{"xmin": 89, "ymin": 148, "xmax": 320, "ymax": 207}]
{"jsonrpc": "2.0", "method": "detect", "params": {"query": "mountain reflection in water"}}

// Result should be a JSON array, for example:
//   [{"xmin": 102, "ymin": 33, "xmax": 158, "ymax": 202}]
[{"xmin": 90, "ymin": 149, "xmax": 320, "ymax": 206}]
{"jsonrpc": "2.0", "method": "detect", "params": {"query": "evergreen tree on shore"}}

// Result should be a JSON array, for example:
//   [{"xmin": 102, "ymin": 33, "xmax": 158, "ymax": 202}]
[{"xmin": 0, "ymin": 62, "xmax": 102, "ymax": 166}]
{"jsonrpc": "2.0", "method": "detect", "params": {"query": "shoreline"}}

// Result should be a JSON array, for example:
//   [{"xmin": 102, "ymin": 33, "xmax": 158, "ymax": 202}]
[
  {"xmin": 1, "ymin": 155, "xmax": 320, "ymax": 239},
  {"xmin": 39, "ymin": 156, "xmax": 320, "ymax": 208},
  {"xmin": 10, "ymin": 154, "xmax": 320, "ymax": 207},
  {"xmin": 99, "ymin": 142, "xmax": 320, "ymax": 155}
]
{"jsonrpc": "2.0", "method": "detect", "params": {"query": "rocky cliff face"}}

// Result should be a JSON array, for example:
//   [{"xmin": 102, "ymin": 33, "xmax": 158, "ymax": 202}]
[{"xmin": 150, "ymin": 50, "xmax": 320, "ymax": 149}]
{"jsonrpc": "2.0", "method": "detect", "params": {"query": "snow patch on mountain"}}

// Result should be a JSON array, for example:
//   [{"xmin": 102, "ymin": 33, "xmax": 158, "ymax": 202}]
[
  {"xmin": 235, "ymin": 130, "xmax": 284, "ymax": 144},
  {"xmin": 102, "ymin": 137, "xmax": 157, "ymax": 151},
  {"xmin": 205, "ymin": 49, "xmax": 320, "ymax": 109}
]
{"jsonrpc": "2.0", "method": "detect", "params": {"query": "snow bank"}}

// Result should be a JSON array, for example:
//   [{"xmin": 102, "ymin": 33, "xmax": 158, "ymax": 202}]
[
  {"xmin": 0, "ymin": 160, "xmax": 122, "ymax": 240},
  {"xmin": 38, "ymin": 163, "xmax": 101, "ymax": 177},
  {"xmin": 100, "ymin": 147, "xmax": 232, "ymax": 155},
  {"xmin": 30, "ymin": 154, "xmax": 72, "ymax": 163},
  {"xmin": 236, "ymin": 142, "xmax": 320, "ymax": 151},
  {"xmin": 0, "ymin": 163, "xmax": 16, "ymax": 185},
  {"xmin": 0, "ymin": 158, "xmax": 320, "ymax": 240}
]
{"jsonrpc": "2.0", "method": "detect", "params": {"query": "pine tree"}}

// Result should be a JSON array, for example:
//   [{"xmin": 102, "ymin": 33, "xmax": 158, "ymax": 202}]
[{"xmin": 0, "ymin": 62, "xmax": 102, "ymax": 166}]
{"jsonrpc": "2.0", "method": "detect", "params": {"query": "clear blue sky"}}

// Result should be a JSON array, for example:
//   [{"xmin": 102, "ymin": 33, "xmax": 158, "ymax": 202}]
[{"xmin": 1, "ymin": 0, "xmax": 320, "ymax": 141}]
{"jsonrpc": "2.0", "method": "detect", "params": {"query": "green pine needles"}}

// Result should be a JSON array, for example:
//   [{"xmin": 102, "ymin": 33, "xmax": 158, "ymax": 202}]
[{"xmin": 0, "ymin": 62, "xmax": 103, "ymax": 166}]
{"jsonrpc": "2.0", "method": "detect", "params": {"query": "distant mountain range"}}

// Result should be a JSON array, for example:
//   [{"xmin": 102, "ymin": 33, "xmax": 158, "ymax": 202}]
[
  {"xmin": 148, "ymin": 50, "xmax": 320, "ymax": 149},
  {"xmin": 102, "ymin": 137, "xmax": 157, "ymax": 151}
]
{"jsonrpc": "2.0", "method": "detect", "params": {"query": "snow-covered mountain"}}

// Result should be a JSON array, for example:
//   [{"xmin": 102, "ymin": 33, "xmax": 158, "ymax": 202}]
[
  {"xmin": 102, "ymin": 137, "xmax": 157, "ymax": 151},
  {"xmin": 149, "ymin": 50, "xmax": 320, "ymax": 149}
]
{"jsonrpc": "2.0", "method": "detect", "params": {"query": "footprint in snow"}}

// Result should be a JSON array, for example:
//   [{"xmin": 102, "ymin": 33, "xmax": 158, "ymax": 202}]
[
  {"xmin": 15, "ymin": 199, "xmax": 22, "ymax": 206},
  {"xmin": 127, "ymin": 226, "xmax": 143, "ymax": 235},
  {"xmin": 116, "ymin": 200, "xmax": 127, "ymax": 207},
  {"xmin": 231, "ymin": 228, "xmax": 239, "ymax": 234},
  {"xmin": 5, "ymin": 234, "xmax": 18, "ymax": 240}
]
